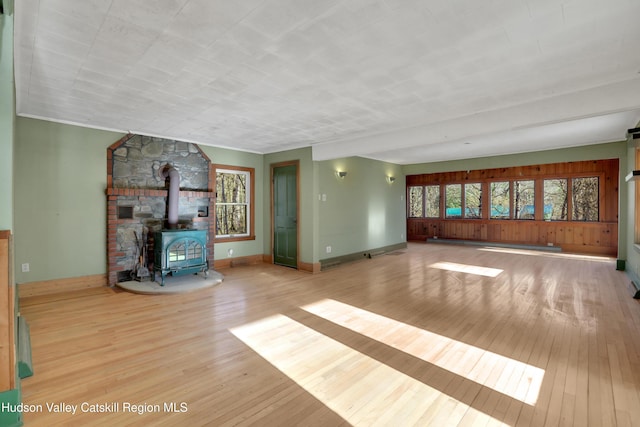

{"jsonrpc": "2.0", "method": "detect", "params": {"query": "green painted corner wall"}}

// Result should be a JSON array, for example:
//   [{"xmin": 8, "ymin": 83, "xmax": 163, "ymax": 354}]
[
  {"xmin": 198, "ymin": 145, "xmax": 265, "ymax": 261},
  {"xmin": 0, "ymin": 13, "xmax": 14, "ymax": 231},
  {"xmin": 316, "ymin": 157, "xmax": 405, "ymax": 261},
  {"xmin": 262, "ymin": 149, "xmax": 406, "ymax": 264},
  {"xmin": 13, "ymin": 118, "xmax": 124, "ymax": 283},
  {"xmin": 264, "ymin": 148, "xmax": 317, "ymax": 264}
]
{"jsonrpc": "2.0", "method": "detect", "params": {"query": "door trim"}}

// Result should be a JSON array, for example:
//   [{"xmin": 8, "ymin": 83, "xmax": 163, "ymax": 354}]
[{"xmin": 270, "ymin": 160, "xmax": 300, "ymax": 269}]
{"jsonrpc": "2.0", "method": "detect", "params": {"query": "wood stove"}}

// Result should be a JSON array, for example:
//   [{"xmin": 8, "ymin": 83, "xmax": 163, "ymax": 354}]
[{"xmin": 154, "ymin": 229, "xmax": 208, "ymax": 286}]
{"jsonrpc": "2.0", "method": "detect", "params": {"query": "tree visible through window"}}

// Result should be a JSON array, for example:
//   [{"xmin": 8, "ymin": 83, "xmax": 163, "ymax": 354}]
[
  {"xmin": 544, "ymin": 179, "xmax": 568, "ymax": 220},
  {"xmin": 572, "ymin": 177, "xmax": 599, "ymax": 221},
  {"xmin": 464, "ymin": 183, "xmax": 481, "ymax": 218},
  {"xmin": 425, "ymin": 185, "xmax": 440, "ymax": 218},
  {"xmin": 408, "ymin": 186, "xmax": 423, "ymax": 218},
  {"xmin": 514, "ymin": 180, "xmax": 535, "ymax": 220},
  {"xmin": 216, "ymin": 167, "xmax": 252, "ymax": 238},
  {"xmin": 445, "ymin": 184, "xmax": 462, "ymax": 218}
]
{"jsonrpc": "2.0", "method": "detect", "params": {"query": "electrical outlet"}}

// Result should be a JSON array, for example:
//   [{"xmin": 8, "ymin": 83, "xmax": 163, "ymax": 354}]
[
  {"xmin": 21, "ymin": 263, "xmax": 30, "ymax": 273},
  {"xmin": 227, "ymin": 248, "xmax": 234, "ymax": 257},
  {"xmin": 326, "ymin": 246, "xmax": 332, "ymax": 254}
]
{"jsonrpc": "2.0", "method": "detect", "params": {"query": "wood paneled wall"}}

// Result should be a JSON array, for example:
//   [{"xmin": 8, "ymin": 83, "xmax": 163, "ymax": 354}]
[
  {"xmin": 0, "ymin": 230, "xmax": 16, "ymax": 391},
  {"xmin": 406, "ymin": 159, "xmax": 619, "ymax": 255}
]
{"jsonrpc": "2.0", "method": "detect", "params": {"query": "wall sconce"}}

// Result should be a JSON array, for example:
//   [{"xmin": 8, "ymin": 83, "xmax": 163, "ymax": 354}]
[
  {"xmin": 336, "ymin": 171, "xmax": 347, "ymax": 179},
  {"xmin": 386, "ymin": 176, "xmax": 396, "ymax": 184}
]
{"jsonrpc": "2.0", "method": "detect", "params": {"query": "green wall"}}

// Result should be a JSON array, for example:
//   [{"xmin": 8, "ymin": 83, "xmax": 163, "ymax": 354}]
[
  {"xmin": 0, "ymin": 12, "xmax": 22, "ymax": 427},
  {"xmin": 14, "ymin": 118, "xmax": 124, "ymax": 283},
  {"xmin": 261, "ymin": 148, "xmax": 408, "ymax": 265},
  {"xmin": 0, "ymin": 12, "xmax": 14, "ymax": 231},
  {"xmin": 264, "ymin": 148, "xmax": 317, "ymax": 264},
  {"xmin": 316, "ymin": 156, "xmax": 405, "ymax": 260},
  {"xmin": 262, "ymin": 149, "xmax": 406, "ymax": 264}
]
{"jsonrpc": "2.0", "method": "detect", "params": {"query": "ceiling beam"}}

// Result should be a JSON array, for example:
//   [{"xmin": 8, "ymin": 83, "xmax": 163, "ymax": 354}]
[{"xmin": 312, "ymin": 77, "xmax": 640, "ymax": 161}]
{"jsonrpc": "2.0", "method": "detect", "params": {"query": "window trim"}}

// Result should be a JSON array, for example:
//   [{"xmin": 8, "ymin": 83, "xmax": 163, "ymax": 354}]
[{"xmin": 213, "ymin": 164, "xmax": 255, "ymax": 242}]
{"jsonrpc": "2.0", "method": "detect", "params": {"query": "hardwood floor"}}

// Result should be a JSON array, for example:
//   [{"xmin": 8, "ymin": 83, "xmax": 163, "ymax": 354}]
[{"xmin": 19, "ymin": 242, "xmax": 640, "ymax": 426}]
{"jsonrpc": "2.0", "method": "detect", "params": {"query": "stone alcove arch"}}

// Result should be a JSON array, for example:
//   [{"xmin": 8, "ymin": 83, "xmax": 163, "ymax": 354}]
[{"xmin": 106, "ymin": 134, "xmax": 215, "ymax": 286}]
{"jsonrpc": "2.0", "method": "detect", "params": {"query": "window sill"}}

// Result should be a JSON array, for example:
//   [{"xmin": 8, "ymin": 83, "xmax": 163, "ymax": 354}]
[{"xmin": 215, "ymin": 235, "xmax": 256, "ymax": 243}]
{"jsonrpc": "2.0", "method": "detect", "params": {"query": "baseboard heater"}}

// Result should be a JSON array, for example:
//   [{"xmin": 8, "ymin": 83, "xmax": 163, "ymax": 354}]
[
  {"xmin": 426, "ymin": 238, "xmax": 562, "ymax": 252},
  {"xmin": 320, "ymin": 242, "xmax": 408, "ymax": 271}
]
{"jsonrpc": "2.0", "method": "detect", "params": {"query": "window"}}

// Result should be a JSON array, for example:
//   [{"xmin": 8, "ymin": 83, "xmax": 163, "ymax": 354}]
[
  {"xmin": 543, "ymin": 179, "xmax": 568, "ymax": 220},
  {"xmin": 408, "ymin": 186, "xmax": 424, "ymax": 218},
  {"xmin": 425, "ymin": 185, "xmax": 440, "ymax": 218},
  {"xmin": 445, "ymin": 184, "xmax": 462, "ymax": 218},
  {"xmin": 572, "ymin": 177, "xmax": 599, "ymax": 221},
  {"xmin": 490, "ymin": 182, "xmax": 510, "ymax": 219},
  {"xmin": 215, "ymin": 165, "xmax": 255, "ymax": 240},
  {"xmin": 514, "ymin": 180, "xmax": 535, "ymax": 220},
  {"xmin": 464, "ymin": 183, "xmax": 482, "ymax": 218}
]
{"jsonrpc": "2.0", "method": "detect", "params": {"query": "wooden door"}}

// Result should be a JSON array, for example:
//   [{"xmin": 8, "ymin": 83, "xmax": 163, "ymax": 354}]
[{"xmin": 272, "ymin": 164, "xmax": 298, "ymax": 268}]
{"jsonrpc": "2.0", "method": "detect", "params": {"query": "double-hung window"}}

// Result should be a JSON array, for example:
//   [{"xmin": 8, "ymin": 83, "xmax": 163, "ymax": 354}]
[{"xmin": 215, "ymin": 165, "xmax": 255, "ymax": 241}]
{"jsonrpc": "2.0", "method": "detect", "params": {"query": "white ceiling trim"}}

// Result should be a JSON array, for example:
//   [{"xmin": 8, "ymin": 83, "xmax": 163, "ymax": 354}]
[{"xmin": 17, "ymin": 112, "xmax": 266, "ymax": 155}]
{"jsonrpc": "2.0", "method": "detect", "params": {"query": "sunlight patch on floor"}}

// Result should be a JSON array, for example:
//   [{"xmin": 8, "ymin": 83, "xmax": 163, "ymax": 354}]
[
  {"xmin": 302, "ymin": 299, "xmax": 544, "ymax": 406},
  {"xmin": 230, "ymin": 314, "xmax": 506, "ymax": 426},
  {"xmin": 478, "ymin": 247, "xmax": 613, "ymax": 262},
  {"xmin": 429, "ymin": 261, "xmax": 503, "ymax": 277}
]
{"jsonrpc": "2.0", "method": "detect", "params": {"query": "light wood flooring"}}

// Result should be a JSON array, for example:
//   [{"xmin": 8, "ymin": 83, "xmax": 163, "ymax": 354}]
[{"xmin": 19, "ymin": 242, "xmax": 640, "ymax": 426}]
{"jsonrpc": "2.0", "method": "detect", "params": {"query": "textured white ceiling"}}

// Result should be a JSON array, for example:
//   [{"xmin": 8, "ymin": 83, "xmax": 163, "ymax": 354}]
[{"xmin": 13, "ymin": 0, "xmax": 640, "ymax": 164}]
